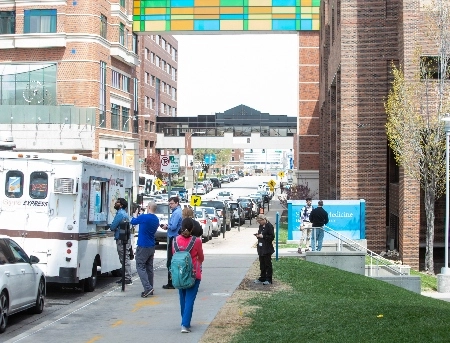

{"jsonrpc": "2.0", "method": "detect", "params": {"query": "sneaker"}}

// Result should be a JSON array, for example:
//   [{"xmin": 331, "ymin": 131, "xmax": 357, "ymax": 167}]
[
  {"xmin": 162, "ymin": 284, "xmax": 175, "ymax": 289},
  {"xmin": 253, "ymin": 279, "xmax": 263, "ymax": 284},
  {"xmin": 262, "ymin": 281, "xmax": 272, "ymax": 285},
  {"xmin": 181, "ymin": 326, "xmax": 191, "ymax": 333},
  {"xmin": 141, "ymin": 288, "xmax": 154, "ymax": 297},
  {"xmin": 125, "ymin": 280, "xmax": 133, "ymax": 285}
]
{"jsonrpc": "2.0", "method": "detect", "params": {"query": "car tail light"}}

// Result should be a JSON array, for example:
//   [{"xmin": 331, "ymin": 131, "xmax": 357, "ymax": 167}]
[
  {"xmin": 212, "ymin": 218, "xmax": 217, "ymax": 222},
  {"xmin": 200, "ymin": 219, "xmax": 206, "ymax": 224}
]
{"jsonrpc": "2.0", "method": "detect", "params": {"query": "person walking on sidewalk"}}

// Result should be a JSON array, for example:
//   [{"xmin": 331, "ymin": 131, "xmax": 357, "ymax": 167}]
[
  {"xmin": 174, "ymin": 218, "xmax": 204, "ymax": 333},
  {"xmin": 298, "ymin": 198, "xmax": 314, "ymax": 254},
  {"xmin": 310, "ymin": 200, "xmax": 329, "ymax": 252},
  {"xmin": 161, "ymin": 196, "xmax": 182, "ymax": 289},
  {"xmin": 131, "ymin": 201, "xmax": 159, "ymax": 297},
  {"xmin": 108, "ymin": 198, "xmax": 133, "ymax": 285},
  {"xmin": 254, "ymin": 214, "xmax": 275, "ymax": 285}
]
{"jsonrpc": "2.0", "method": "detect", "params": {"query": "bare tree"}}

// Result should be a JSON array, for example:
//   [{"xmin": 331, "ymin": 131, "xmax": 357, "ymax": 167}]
[
  {"xmin": 143, "ymin": 153, "xmax": 163, "ymax": 178},
  {"xmin": 385, "ymin": 0, "xmax": 450, "ymax": 273}
]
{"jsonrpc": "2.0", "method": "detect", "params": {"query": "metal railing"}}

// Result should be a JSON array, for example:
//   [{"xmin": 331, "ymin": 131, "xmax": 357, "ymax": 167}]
[{"xmin": 313, "ymin": 225, "xmax": 409, "ymax": 276}]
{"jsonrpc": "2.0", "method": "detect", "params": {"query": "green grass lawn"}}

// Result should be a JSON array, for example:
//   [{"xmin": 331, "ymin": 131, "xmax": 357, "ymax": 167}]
[{"xmin": 230, "ymin": 258, "xmax": 449, "ymax": 343}]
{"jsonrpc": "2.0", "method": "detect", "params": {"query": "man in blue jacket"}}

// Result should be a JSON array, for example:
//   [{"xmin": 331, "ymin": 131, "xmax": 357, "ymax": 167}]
[
  {"xmin": 131, "ymin": 201, "xmax": 159, "ymax": 297},
  {"xmin": 160, "ymin": 196, "xmax": 182, "ymax": 289},
  {"xmin": 109, "ymin": 197, "xmax": 132, "ymax": 285}
]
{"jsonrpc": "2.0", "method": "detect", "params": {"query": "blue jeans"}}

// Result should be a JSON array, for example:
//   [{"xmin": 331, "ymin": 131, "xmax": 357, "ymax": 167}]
[
  {"xmin": 135, "ymin": 246, "xmax": 155, "ymax": 291},
  {"xmin": 179, "ymin": 279, "xmax": 201, "ymax": 328},
  {"xmin": 311, "ymin": 227, "xmax": 324, "ymax": 251}
]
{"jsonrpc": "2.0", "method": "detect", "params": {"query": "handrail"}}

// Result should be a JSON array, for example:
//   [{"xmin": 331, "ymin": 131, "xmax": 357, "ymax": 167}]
[{"xmin": 314, "ymin": 225, "xmax": 409, "ymax": 276}]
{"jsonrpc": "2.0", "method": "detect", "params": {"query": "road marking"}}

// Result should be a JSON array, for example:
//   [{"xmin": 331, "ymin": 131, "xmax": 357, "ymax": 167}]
[
  {"xmin": 132, "ymin": 297, "xmax": 161, "ymax": 312},
  {"xmin": 86, "ymin": 336, "xmax": 102, "ymax": 343},
  {"xmin": 111, "ymin": 320, "xmax": 124, "ymax": 328}
]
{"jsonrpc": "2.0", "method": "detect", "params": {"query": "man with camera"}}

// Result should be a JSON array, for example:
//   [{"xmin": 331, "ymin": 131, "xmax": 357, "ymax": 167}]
[{"xmin": 131, "ymin": 202, "xmax": 159, "ymax": 297}]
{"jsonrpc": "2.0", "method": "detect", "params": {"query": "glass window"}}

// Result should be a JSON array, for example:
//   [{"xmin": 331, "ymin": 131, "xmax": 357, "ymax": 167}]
[
  {"xmin": 99, "ymin": 61, "xmax": 107, "ymax": 127},
  {"xmin": 7, "ymin": 239, "xmax": 29, "ymax": 263},
  {"xmin": 24, "ymin": 9, "xmax": 57, "ymax": 33},
  {"xmin": 100, "ymin": 14, "xmax": 107, "ymax": 39},
  {"xmin": 132, "ymin": 34, "xmax": 138, "ymax": 53},
  {"xmin": 0, "ymin": 11, "xmax": 15, "ymax": 34},
  {"xmin": 119, "ymin": 23, "xmax": 124, "ymax": 46},
  {"xmin": 121, "ymin": 74, "xmax": 129, "ymax": 92},
  {"xmin": 122, "ymin": 107, "xmax": 129, "ymax": 131},
  {"xmin": 111, "ymin": 103, "xmax": 120, "ymax": 130},
  {"xmin": 120, "ymin": 0, "xmax": 126, "ymax": 7},
  {"xmin": 112, "ymin": 70, "xmax": 120, "ymax": 89},
  {"xmin": 30, "ymin": 171, "xmax": 48, "ymax": 199},
  {"xmin": 5, "ymin": 170, "xmax": 24, "ymax": 198},
  {"xmin": 145, "ymin": 72, "xmax": 149, "ymax": 84},
  {"xmin": 0, "ymin": 239, "xmax": 14, "ymax": 265},
  {"xmin": 144, "ymin": 120, "xmax": 149, "ymax": 131}
]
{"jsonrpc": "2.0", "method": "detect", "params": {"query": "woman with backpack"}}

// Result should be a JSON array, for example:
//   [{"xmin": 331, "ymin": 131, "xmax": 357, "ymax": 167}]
[{"xmin": 172, "ymin": 218, "xmax": 204, "ymax": 333}]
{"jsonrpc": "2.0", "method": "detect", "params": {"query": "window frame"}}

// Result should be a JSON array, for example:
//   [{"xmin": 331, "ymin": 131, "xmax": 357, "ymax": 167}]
[
  {"xmin": 29, "ymin": 171, "xmax": 48, "ymax": 199},
  {"xmin": 0, "ymin": 11, "xmax": 15, "ymax": 34},
  {"xmin": 5, "ymin": 170, "xmax": 24, "ymax": 198},
  {"xmin": 24, "ymin": 9, "xmax": 57, "ymax": 34}
]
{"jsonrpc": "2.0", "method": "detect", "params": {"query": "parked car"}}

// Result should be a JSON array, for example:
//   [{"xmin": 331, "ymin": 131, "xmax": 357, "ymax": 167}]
[
  {"xmin": 194, "ymin": 209, "xmax": 213, "ymax": 242},
  {"xmin": 227, "ymin": 201, "xmax": 245, "ymax": 226},
  {"xmin": 238, "ymin": 170, "xmax": 244, "ymax": 177},
  {"xmin": 237, "ymin": 199, "xmax": 254, "ymax": 219},
  {"xmin": 197, "ymin": 206, "xmax": 222, "ymax": 237},
  {"xmin": 154, "ymin": 204, "xmax": 170, "ymax": 243},
  {"xmin": 201, "ymin": 200, "xmax": 232, "ymax": 231},
  {"xmin": 209, "ymin": 177, "xmax": 221, "ymax": 188},
  {"xmin": 216, "ymin": 191, "xmax": 234, "ymax": 201},
  {"xmin": 0, "ymin": 236, "xmax": 45, "ymax": 333},
  {"xmin": 202, "ymin": 180, "xmax": 213, "ymax": 193},
  {"xmin": 221, "ymin": 175, "xmax": 230, "ymax": 183},
  {"xmin": 192, "ymin": 183, "xmax": 206, "ymax": 195}
]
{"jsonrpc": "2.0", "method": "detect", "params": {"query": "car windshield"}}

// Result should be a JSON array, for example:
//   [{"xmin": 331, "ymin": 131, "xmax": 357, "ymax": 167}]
[
  {"xmin": 155, "ymin": 204, "xmax": 170, "ymax": 214},
  {"xmin": 201, "ymin": 201, "xmax": 224, "ymax": 209},
  {"xmin": 200, "ymin": 207, "xmax": 215, "ymax": 215},
  {"xmin": 218, "ymin": 192, "xmax": 230, "ymax": 196}
]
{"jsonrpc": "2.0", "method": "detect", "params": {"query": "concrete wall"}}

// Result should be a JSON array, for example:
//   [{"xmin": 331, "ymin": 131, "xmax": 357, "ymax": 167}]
[{"xmin": 305, "ymin": 251, "xmax": 366, "ymax": 275}]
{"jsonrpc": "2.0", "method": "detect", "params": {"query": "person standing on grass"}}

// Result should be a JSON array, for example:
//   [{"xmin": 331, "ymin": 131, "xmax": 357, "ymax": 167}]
[
  {"xmin": 161, "ymin": 196, "xmax": 182, "ymax": 289},
  {"xmin": 309, "ymin": 200, "xmax": 329, "ymax": 252},
  {"xmin": 254, "ymin": 214, "xmax": 275, "ymax": 285},
  {"xmin": 131, "ymin": 201, "xmax": 159, "ymax": 298},
  {"xmin": 298, "ymin": 198, "xmax": 314, "ymax": 254},
  {"xmin": 174, "ymin": 218, "xmax": 204, "ymax": 333}
]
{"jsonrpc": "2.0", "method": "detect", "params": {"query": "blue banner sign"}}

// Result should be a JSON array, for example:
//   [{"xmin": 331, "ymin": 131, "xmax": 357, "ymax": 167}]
[{"xmin": 287, "ymin": 199, "xmax": 366, "ymax": 241}]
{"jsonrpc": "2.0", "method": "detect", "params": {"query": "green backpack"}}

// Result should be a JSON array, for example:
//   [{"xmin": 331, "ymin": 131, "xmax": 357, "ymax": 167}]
[{"xmin": 170, "ymin": 237, "xmax": 197, "ymax": 289}]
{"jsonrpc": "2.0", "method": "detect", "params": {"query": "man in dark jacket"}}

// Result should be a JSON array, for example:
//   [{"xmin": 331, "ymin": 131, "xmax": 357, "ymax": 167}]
[
  {"xmin": 309, "ymin": 200, "xmax": 329, "ymax": 251},
  {"xmin": 253, "ymin": 214, "xmax": 275, "ymax": 285}
]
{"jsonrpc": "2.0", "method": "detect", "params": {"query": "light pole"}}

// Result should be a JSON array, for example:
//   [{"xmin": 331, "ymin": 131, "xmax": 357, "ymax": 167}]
[{"xmin": 442, "ymin": 116, "xmax": 450, "ymax": 275}]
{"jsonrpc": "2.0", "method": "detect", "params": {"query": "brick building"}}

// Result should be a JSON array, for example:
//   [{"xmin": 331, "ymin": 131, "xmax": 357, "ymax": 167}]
[
  {"xmin": 318, "ymin": 0, "xmax": 447, "ymax": 270},
  {"xmin": 0, "ymin": 1, "xmax": 177, "ymax": 194}
]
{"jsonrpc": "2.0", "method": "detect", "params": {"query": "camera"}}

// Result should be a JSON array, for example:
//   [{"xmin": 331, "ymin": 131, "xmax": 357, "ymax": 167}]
[{"xmin": 160, "ymin": 224, "xmax": 165, "ymax": 228}]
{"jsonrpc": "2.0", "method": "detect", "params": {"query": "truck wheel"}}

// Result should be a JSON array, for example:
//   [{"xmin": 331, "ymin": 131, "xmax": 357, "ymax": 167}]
[{"xmin": 84, "ymin": 261, "xmax": 98, "ymax": 292}]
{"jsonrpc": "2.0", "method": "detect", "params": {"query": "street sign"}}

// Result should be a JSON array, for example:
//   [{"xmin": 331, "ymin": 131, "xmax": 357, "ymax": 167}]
[
  {"xmin": 155, "ymin": 178, "xmax": 163, "ymax": 189},
  {"xmin": 278, "ymin": 171, "xmax": 285, "ymax": 178},
  {"xmin": 204, "ymin": 154, "xmax": 216, "ymax": 165},
  {"xmin": 160, "ymin": 155, "xmax": 180, "ymax": 173},
  {"xmin": 268, "ymin": 179, "xmax": 276, "ymax": 188},
  {"xmin": 190, "ymin": 195, "xmax": 202, "ymax": 207},
  {"xmin": 198, "ymin": 171, "xmax": 204, "ymax": 179}
]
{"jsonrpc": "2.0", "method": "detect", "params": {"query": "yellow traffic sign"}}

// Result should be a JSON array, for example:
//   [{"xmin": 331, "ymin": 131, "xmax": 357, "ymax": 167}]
[
  {"xmin": 190, "ymin": 195, "xmax": 202, "ymax": 207},
  {"xmin": 269, "ymin": 187, "xmax": 274, "ymax": 192},
  {"xmin": 198, "ymin": 171, "xmax": 204, "ymax": 179},
  {"xmin": 268, "ymin": 179, "xmax": 276, "ymax": 188},
  {"xmin": 278, "ymin": 171, "xmax": 285, "ymax": 178},
  {"xmin": 155, "ymin": 178, "xmax": 163, "ymax": 187}
]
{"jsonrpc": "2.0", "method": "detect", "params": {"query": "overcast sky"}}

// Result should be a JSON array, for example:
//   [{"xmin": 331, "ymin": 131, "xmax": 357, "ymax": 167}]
[{"xmin": 173, "ymin": 34, "xmax": 299, "ymax": 117}]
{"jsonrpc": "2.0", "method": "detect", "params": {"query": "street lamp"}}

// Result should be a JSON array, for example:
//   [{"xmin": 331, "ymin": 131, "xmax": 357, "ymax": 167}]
[
  {"xmin": 121, "ymin": 114, "xmax": 150, "ymax": 167},
  {"xmin": 441, "ymin": 116, "xmax": 450, "ymax": 275}
]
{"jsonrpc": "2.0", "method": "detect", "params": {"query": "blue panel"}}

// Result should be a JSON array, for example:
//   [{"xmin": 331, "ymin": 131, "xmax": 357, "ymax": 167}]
[
  {"xmin": 272, "ymin": 0, "xmax": 296, "ymax": 6},
  {"xmin": 272, "ymin": 19, "xmax": 296, "ymax": 30},
  {"xmin": 194, "ymin": 20, "xmax": 220, "ymax": 30},
  {"xmin": 171, "ymin": 0, "xmax": 194, "ymax": 7},
  {"xmin": 220, "ymin": 14, "xmax": 244, "ymax": 20},
  {"xmin": 300, "ymin": 19, "xmax": 312, "ymax": 30},
  {"xmin": 145, "ymin": 15, "xmax": 168, "ymax": 20}
]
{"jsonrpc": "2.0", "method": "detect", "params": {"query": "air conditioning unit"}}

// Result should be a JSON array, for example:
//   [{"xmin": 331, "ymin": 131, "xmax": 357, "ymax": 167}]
[{"xmin": 54, "ymin": 178, "xmax": 78, "ymax": 194}]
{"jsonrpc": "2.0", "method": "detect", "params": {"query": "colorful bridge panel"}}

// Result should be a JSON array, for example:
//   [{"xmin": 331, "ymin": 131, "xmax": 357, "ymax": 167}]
[{"xmin": 133, "ymin": 0, "xmax": 320, "ymax": 32}]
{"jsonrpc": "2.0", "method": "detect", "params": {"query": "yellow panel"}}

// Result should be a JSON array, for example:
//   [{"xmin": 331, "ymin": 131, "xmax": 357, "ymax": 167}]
[
  {"xmin": 248, "ymin": 20, "xmax": 272, "ymax": 30},
  {"xmin": 272, "ymin": 7, "xmax": 296, "ymax": 14},
  {"xmin": 301, "ymin": 13, "xmax": 312, "ymax": 19},
  {"xmin": 273, "ymin": 13, "xmax": 295, "ymax": 19},
  {"xmin": 134, "ymin": 8, "xmax": 140, "ymax": 15},
  {"xmin": 312, "ymin": 7, "xmax": 320, "ymax": 14},
  {"xmin": 220, "ymin": 20, "xmax": 243, "ymax": 30},
  {"xmin": 249, "ymin": 0, "xmax": 271, "ymax": 6},
  {"xmin": 145, "ymin": 8, "xmax": 167, "ymax": 14},
  {"xmin": 132, "ymin": 21, "xmax": 140, "ymax": 31},
  {"xmin": 195, "ymin": 0, "xmax": 220, "ymax": 6},
  {"xmin": 220, "ymin": 7, "xmax": 243, "ymax": 14},
  {"xmin": 313, "ymin": 13, "xmax": 320, "ymax": 19},
  {"xmin": 145, "ymin": 21, "xmax": 166, "ymax": 31},
  {"xmin": 194, "ymin": 14, "xmax": 220, "ymax": 19},
  {"xmin": 248, "ymin": 7, "xmax": 271, "ymax": 14},
  {"xmin": 171, "ymin": 20, "xmax": 194, "ymax": 30},
  {"xmin": 248, "ymin": 14, "xmax": 272, "ymax": 20},
  {"xmin": 302, "ymin": 7, "xmax": 312, "ymax": 13},
  {"xmin": 301, "ymin": 0, "xmax": 313, "ymax": 5},
  {"xmin": 312, "ymin": 21, "xmax": 320, "ymax": 30},
  {"xmin": 171, "ymin": 14, "xmax": 195, "ymax": 20},
  {"xmin": 172, "ymin": 8, "xmax": 194, "ymax": 14},
  {"xmin": 194, "ymin": 7, "xmax": 220, "ymax": 14}
]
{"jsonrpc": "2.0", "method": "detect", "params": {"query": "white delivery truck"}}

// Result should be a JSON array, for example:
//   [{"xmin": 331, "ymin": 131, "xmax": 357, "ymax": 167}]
[{"xmin": 0, "ymin": 152, "xmax": 133, "ymax": 291}]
